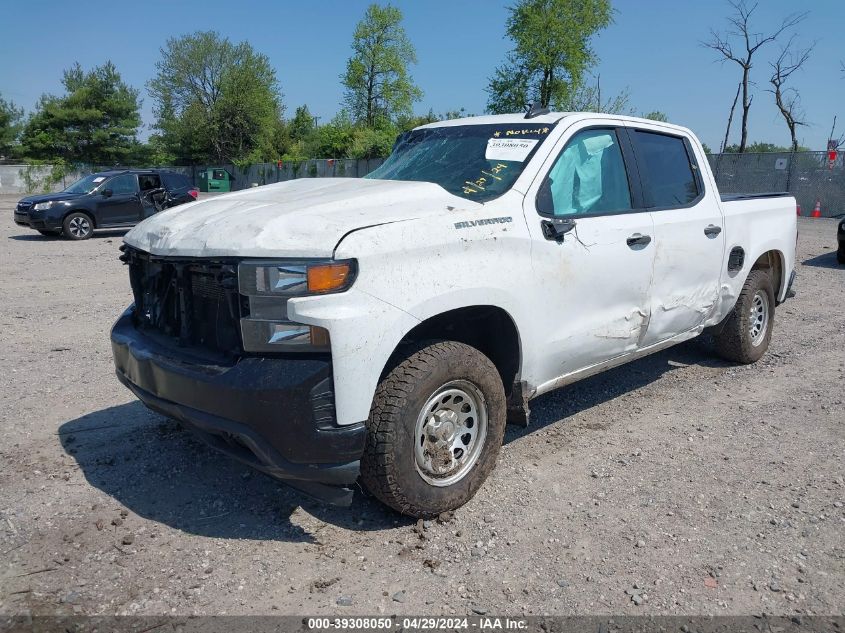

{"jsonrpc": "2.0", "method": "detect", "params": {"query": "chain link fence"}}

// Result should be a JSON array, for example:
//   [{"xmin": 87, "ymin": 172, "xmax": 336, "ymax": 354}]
[{"xmin": 707, "ymin": 151, "xmax": 845, "ymax": 217}]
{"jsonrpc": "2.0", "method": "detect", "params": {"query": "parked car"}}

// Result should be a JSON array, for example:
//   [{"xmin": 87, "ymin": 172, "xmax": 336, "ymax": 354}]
[
  {"xmin": 14, "ymin": 169, "xmax": 198, "ymax": 240},
  {"xmin": 838, "ymin": 217, "xmax": 845, "ymax": 264},
  {"xmin": 111, "ymin": 111, "xmax": 797, "ymax": 517}
]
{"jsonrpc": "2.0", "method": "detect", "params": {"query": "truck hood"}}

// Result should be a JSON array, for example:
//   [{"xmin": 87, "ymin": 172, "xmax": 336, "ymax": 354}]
[{"xmin": 124, "ymin": 178, "xmax": 479, "ymax": 258}]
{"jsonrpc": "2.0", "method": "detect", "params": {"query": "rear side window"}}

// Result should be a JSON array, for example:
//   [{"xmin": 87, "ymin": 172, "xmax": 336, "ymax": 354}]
[
  {"xmin": 161, "ymin": 173, "xmax": 190, "ymax": 189},
  {"xmin": 633, "ymin": 131, "xmax": 699, "ymax": 207},
  {"xmin": 138, "ymin": 174, "xmax": 161, "ymax": 191}
]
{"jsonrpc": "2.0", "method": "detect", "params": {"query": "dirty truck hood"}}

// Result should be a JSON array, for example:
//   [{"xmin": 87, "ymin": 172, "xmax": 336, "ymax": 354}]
[{"xmin": 125, "ymin": 178, "xmax": 478, "ymax": 258}]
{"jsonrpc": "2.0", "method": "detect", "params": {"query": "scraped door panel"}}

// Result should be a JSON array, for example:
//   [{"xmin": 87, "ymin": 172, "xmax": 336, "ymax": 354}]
[
  {"xmin": 641, "ymin": 204, "xmax": 724, "ymax": 345},
  {"xmin": 630, "ymin": 129, "xmax": 724, "ymax": 347}
]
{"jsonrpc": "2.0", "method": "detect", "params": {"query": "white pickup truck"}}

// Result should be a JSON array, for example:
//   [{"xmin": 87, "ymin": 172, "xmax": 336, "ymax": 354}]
[{"xmin": 112, "ymin": 110, "xmax": 797, "ymax": 518}]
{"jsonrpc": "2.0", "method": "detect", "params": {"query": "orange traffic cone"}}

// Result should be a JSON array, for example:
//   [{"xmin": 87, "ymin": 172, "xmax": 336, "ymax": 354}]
[
  {"xmin": 810, "ymin": 200, "xmax": 822, "ymax": 218},
  {"xmin": 796, "ymin": 204, "xmax": 802, "ymax": 216}
]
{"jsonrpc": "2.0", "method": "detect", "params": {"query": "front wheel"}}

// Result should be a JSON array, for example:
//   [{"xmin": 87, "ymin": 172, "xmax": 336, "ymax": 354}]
[
  {"xmin": 62, "ymin": 212, "xmax": 94, "ymax": 240},
  {"xmin": 713, "ymin": 269, "xmax": 775, "ymax": 364},
  {"xmin": 361, "ymin": 341, "xmax": 506, "ymax": 518}
]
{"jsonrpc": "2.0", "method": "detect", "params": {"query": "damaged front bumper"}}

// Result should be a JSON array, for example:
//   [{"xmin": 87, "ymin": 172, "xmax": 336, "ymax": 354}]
[{"xmin": 111, "ymin": 308, "xmax": 366, "ymax": 505}]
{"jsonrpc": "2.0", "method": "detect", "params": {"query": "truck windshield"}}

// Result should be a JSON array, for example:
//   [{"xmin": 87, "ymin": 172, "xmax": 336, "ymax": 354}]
[
  {"xmin": 64, "ymin": 174, "xmax": 106, "ymax": 194},
  {"xmin": 366, "ymin": 123, "xmax": 557, "ymax": 202}
]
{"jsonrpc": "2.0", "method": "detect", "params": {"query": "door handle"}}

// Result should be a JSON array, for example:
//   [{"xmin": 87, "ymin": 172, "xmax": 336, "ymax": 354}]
[
  {"xmin": 704, "ymin": 224, "xmax": 722, "ymax": 238},
  {"xmin": 626, "ymin": 233, "xmax": 652, "ymax": 248}
]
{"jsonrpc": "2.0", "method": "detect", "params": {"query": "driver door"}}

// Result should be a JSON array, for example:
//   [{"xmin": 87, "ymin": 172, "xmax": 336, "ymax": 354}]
[
  {"xmin": 523, "ymin": 124, "xmax": 657, "ymax": 388},
  {"xmin": 97, "ymin": 174, "xmax": 142, "ymax": 225}
]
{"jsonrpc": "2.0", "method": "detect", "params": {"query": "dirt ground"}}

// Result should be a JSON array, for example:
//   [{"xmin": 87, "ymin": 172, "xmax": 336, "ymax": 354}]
[{"xmin": 0, "ymin": 194, "xmax": 843, "ymax": 618}]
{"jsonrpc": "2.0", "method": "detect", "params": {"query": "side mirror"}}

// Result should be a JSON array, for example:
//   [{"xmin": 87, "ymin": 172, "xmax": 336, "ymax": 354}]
[{"xmin": 102, "ymin": 189, "xmax": 113, "ymax": 198}]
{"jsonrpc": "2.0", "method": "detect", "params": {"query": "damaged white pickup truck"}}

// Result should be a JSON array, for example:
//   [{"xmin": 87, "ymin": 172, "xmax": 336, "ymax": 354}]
[{"xmin": 112, "ymin": 110, "xmax": 797, "ymax": 518}]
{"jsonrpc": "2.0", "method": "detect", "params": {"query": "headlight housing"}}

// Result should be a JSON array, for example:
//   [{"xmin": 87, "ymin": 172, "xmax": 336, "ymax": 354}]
[
  {"xmin": 237, "ymin": 259, "xmax": 356, "ymax": 353},
  {"xmin": 33, "ymin": 201, "xmax": 54, "ymax": 211}
]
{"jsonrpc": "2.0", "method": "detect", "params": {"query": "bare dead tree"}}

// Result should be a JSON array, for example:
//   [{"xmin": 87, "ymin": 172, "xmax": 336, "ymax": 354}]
[
  {"xmin": 721, "ymin": 81, "xmax": 742, "ymax": 152},
  {"xmin": 703, "ymin": 1, "xmax": 808, "ymax": 152},
  {"xmin": 829, "ymin": 116, "xmax": 845, "ymax": 151},
  {"xmin": 768, "ymin": 37, "xmax": 814, "ymax": 151}
]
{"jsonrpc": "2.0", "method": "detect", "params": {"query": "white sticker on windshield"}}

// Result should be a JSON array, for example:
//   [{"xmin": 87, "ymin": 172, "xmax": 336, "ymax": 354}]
[
  {"xmin": 92, "ymin": 177, "xmax": 105, "ymax": 183},
  {"xmin": 485, "ymin": 138, "xmax": 538, "ymax": 162}
]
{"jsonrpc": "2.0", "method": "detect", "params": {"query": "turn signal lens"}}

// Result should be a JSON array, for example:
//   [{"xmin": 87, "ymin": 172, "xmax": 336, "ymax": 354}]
[
  {"xmin": 238, "ymin": 259, "xmax": 356, "ymax": 296},
  {"xmin": 307, "ymin": 262, "xmax": 353, "ymax": 293}
]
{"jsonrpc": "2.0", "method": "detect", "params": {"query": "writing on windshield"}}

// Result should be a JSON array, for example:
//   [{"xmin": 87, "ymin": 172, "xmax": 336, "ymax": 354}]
[{"xmin": 366, "ymin": 123, "xmax": 556, "ymax": 202}]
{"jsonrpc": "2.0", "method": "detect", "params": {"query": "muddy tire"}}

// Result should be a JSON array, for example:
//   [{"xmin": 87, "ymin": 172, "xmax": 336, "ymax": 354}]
[
  {"xmin": 361, "ymin": 340, "xmax": 507, "ymax": 518},
  {"xmin": 713, "ymin": 269, "xmax": 775, "ymax": 364},
  {"xmin": 62, "ymin": 212, "xmax": 94, "ymax": 240}
]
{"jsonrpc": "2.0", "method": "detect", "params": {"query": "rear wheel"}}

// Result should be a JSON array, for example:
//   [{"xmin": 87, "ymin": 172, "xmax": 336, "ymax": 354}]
[
  {"xmin": 837, "ymin": 247, "xmax": 845, "ymax": 265},
  {"xmin": 361, "ymin": 341, "xmax": 506, "ymax": 518},
  {"xmin": 713, "ymin": 269, "xmax": 775, "ymax": 364},
  {"xmin": 62, "ymin": 212, "xmax": 93, "ymax": 240}
]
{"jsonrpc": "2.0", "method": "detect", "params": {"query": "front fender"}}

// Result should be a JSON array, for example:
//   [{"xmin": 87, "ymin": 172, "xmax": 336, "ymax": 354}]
[{"xmin": 292, "ymin": 207, "xmax": 534, "ymax": 426}]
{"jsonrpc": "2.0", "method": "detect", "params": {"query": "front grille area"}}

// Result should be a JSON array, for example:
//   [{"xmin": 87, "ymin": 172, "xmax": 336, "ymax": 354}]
[
  {"xmin": 121, "ymin": 246, "xmax": 243, "ymax": 359},
  {"xmin": 16, "ymin": 202, "xmax": 33, "ymax": 212}
]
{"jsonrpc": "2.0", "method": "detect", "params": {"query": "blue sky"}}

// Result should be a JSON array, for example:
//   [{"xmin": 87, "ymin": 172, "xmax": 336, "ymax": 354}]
[{"xmin": 1, "ymin": 0, "xmax": 843, "ymax": 151}]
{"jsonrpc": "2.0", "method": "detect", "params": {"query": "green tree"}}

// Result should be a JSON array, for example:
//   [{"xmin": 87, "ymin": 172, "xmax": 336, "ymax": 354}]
[
  {"xmin": 342, "ymin": 4, "xmax": 422, "ymax": 127},
  {"xmin": 486, "ymin": 0, "xmax": 614, "ymax": 113},
  {"xmin": 644, "ymin": 110, "xmax": 669, "ymax": 122},
  {"xmin": 148, "ymin": 31, "xmax": 284, "ymax": 163},
  {"xmin": 289, "ymin": 105, "xmax": 316, "ymax": 143},
  {"xmin": 0, "ymin": 95, "xmax": 24, "ymax": 157},
  {"xmin": 349, "ymin": 126, "xmax": 397, "ymax": 159},
  {"xmin": 20, "ymin": 62, "xmax": 141, "ymax": 165},
  {"xmin": 307, "ymin": 112, "xmax": 356, "ymax": 158}
]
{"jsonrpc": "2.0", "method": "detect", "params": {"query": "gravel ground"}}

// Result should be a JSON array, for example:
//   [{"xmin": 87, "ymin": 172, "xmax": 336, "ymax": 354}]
[{"xmin": 0, "ymin": 194, "xmax": 843, "ymax": 618}]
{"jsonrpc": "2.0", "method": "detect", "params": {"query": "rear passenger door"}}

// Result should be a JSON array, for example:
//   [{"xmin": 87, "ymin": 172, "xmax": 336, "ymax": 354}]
[
  {"xmin": 161, "ymin": 172, "xmax": 191, "ymax": 207},
  {"xmin": 629, "ymin": 128, "xmax": 725, "ymax": 347}
]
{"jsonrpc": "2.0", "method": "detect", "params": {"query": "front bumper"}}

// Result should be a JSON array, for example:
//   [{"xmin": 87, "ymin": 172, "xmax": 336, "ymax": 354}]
[
  {"xmin": 13, "ymin": 208, "xmax": 62, "ymax": 231},
  {"xmin": 111, "ymin": 309, "xmax": 366, "ymax": 505}
]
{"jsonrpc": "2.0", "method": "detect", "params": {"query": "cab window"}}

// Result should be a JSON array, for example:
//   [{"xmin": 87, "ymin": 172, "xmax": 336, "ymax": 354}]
[
  {"xmin": 107, "ymin": 174, "xmax": 138, "ymax": 195},
  {"xmin": 632, "ymin": 130, "xmax": 699, "ymax": 207},
  {"xmin": 538, "ymin": 129, "xmax": 632, "ymax": 216}
]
